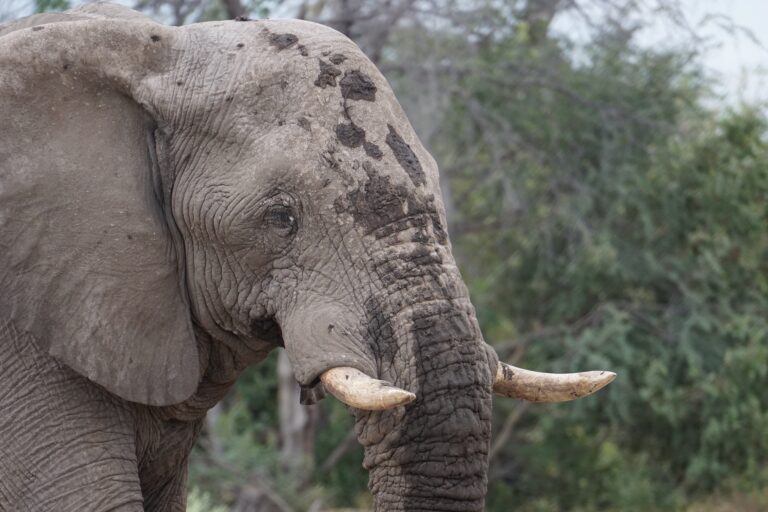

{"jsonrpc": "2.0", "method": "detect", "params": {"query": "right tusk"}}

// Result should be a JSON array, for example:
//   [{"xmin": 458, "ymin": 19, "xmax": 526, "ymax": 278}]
[
  {"xmin": 494, "ymin": 362, "xmax": 616, "ymax": 402},
  {"xmin": 320, "ymin": 367, "xmax": 416, "ymax": 411}
]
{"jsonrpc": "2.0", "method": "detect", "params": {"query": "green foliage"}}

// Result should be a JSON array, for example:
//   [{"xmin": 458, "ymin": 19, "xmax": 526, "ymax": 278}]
[
  {"xmin": 434, "ymin": 20, "xmax": 768, "ymax": 508},
  {"xmin": 188, "ymin": 352, "xmax": 283, "ymax": 506},
  {"xmin": 313, "ymin": 400, "xmax": 369, "ymax": 506},
  {"xmin": 188, "ymin": 351, "xmax": 369, "ymax": 509},
  {"xmin": 187, "ymin": 487, "xmax": 228, "ymax": 512},
  {"xmin": 35, "ymin": 0, "xmax": 68, "ymax": 13}
]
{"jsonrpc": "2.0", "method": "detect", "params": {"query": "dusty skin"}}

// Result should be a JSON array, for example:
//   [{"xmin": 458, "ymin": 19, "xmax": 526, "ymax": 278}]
[{"xmin": 0, "ymin": 3, "xmax": 614, "ymax": 511}]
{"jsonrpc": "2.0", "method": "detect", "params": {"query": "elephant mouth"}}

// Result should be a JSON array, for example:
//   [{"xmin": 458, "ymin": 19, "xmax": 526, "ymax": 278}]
[
  {"xmin": 249, "ymin": 316, "xmax": 284, "ymax": 346},
  {"xmin": 249, "ymin": 310, "xmax": 405, "ymax": 407}
]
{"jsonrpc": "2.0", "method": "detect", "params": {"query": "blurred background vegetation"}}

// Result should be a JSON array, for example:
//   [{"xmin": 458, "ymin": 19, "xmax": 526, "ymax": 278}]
[{"xmin": 4, "ymin": 1, "xmax": 767, "ymax": 510}]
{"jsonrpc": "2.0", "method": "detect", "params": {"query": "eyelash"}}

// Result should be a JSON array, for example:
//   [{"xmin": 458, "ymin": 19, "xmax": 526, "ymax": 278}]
[{"xmin": 263, "ymin": 204, "xmax": 298, "ymax": 235}]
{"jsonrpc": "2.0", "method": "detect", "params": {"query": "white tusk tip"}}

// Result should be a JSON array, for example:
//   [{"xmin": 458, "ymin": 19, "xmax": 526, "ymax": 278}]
[{"xmin": 494, "ymin": 362, "xmax": 617, "ymax": 402}]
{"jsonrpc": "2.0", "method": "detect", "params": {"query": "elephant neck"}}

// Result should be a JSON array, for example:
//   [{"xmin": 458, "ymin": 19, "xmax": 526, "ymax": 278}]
[{"xmin": 153, "ymin": 330, "xmax": 272, "ymax": 422}]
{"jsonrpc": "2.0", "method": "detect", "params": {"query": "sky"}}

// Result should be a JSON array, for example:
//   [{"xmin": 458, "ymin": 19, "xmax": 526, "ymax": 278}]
[
  {"xmin": 675, "ymin": 0, "xmax": 768, "ymax": 105},
  {"xmin": 549, "ymin": 0, "xmax": 767, "ymax": 106}
]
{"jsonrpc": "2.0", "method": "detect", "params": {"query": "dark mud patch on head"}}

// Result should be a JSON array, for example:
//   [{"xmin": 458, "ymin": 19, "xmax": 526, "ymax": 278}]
[
  {"xmin": 270, "ymin": 33, "xmax": 298, "ymax": 50},
  {"xmin": 329, "ymin": 53, "xmax": 347, "ymax": 65},
  {"xmin": 297, "ymin": 117, "xmax": 311, "ymax": 132},
  {"xmin": 335, "ymin": 165, "xmax": 447, "ymax": 244},
  {"xmin": 409, "ymin": 194, "xmax": 447, "ymax": 245},
  {"xmin": 336, "ymin": 123, "xmax": 366, "ymax": 148},
  {"xmin": 314, "ymin": 59, "xmax": 342, "ymax": 88},
  {"xmin": 364, "ymin": 141, "xmax": 383, "ymax": 160},
  {"xmin": 340, "ymin": 70, "xmax": 377, "ymax": 101},
  {"xmin": 335, "ymin": 166, "xmax": 408, "ymax": 234},
  {"xmin": 386, "ymin": 125, "xmax": 425, "ymax": 186},
  {"xmin": 335, "ymin": 122, "xmax": 382, "ymax": 159},
  {"xmin": 297, "ymin": 44, "xmax": 309, "ymax": 57}
]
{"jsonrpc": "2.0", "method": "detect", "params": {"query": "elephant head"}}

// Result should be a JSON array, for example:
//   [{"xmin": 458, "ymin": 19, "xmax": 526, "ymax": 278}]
[{"xmin": 0, "ymin": 4, "xmax": 614, "ymax": 510}]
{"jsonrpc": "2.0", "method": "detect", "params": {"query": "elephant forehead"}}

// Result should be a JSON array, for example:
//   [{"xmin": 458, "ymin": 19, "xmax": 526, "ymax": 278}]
[
  {"xmin": 178, "ymin": 19, "xmax": 446, "ymax": 238},
  {"xmin": 182, "ymin": 20, "xmax": 439, "ymax": 189},
  {"xmin": 253, "ymin": 21, "xmax": 439, "ymax": 190}
]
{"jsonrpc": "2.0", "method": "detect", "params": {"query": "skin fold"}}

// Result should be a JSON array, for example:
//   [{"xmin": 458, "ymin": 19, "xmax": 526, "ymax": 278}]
[{"xmin": 0, "ymin": 3, "xmax": 498, "ymax": 511}]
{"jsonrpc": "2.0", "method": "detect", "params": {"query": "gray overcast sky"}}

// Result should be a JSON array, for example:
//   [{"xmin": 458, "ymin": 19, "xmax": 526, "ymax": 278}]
[
  {"xmin": 551, "ymin": 0, "xmax": 768, "ymax": 106},
  {"xmin": 683, "ymin": 0, "xmax": 768, "ymax": 105}
]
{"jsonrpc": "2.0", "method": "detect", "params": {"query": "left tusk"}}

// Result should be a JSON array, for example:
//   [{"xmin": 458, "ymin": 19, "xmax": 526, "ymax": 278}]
[
  {"xmin": 320, "ymin": 367, "xmax": 416, "ymax": 411},
  {"xmin": 494, "ymin": 362, "xmax": 616, "ymax": 402}
]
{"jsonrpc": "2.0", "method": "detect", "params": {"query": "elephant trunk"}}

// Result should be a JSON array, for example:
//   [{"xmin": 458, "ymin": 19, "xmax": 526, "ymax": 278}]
[
  {"xmin": 280, "ymin": 241, "xmax": 496, "ymax": 510},
  {"xmin": 354, "ymin": 251, "xmax": 495, "ymax": 512}
]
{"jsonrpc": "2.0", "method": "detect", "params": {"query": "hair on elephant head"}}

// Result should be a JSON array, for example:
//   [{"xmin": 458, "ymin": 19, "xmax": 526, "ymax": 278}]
[{"xmin": 0, "ymin": 3, "xmax": 615, "ymax": 511}]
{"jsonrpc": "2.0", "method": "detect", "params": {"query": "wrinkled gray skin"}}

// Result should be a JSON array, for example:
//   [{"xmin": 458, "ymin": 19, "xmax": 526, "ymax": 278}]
[{"xmin": 0, "ymin": 3, "xmax": 497, "ymax": 511}]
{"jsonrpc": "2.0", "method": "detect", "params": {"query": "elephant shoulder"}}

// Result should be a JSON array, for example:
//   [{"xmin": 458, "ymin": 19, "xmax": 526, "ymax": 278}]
[{"xmin": 0, "ymin": 13, "xmax": 86, "ymax": 38}]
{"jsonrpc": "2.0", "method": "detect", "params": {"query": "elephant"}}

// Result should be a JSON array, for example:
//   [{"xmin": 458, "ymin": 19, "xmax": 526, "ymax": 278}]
[{"xmin": 0, "ymin": 3, "xmax": 616, "ymax": 511}]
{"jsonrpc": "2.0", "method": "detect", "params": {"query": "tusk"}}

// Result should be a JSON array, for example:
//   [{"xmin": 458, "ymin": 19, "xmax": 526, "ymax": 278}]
[
  {"xmin": 320, "ymin": 367, "xmax": 416, "ymax": 411},
  {"xmin": 494, "ymin": 362, "xmax": 616, "ymax": 402}
]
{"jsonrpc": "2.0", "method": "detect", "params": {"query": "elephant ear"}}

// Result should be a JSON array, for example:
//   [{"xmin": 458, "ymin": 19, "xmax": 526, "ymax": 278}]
[{"xmin": 0, "ymin": 16, "xmax": 199, "ymax": 405}]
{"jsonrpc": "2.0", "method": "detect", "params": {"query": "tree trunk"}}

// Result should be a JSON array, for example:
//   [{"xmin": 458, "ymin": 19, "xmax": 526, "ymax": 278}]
[
  {"xmin": 277, "ymin": 350, "xmax": 317, "ymax": 480},
  {"xmin": 222, "ymin": 0, "xmax": 246, "ymax": 19}
]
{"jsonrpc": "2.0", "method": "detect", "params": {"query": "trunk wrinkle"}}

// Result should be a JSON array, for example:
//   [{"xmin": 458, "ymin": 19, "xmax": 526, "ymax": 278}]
[{"xmin": 355, "ymin": 271, "xmax": 492, "ymax": 512}]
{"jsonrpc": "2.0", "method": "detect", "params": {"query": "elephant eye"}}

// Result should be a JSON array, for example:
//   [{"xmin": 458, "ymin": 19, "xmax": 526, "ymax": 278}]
[{"xmin": 264, "ymin": 204, "xmax": 298, "ymax": 236}]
